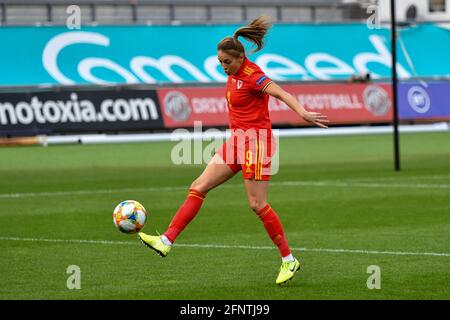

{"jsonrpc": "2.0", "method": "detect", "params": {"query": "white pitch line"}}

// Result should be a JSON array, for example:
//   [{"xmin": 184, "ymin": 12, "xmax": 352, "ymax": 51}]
[
  {"xmin": 345, "ymin": 174, "xmax": 450, "ymax": 182},
  {"xmin": 1, "ymin": 180, "xmax": 449, "ymax": 199},
  {"xmin": 0, "ymin": 236, "xmax": 448, "ymax": 257},
  {"xmin": 276, "ymin": 181, "xmax": 450, "ymax": 189},
  {"xmin": 0, "ymin": 186, "xmax": 187, "ymax": 199}
]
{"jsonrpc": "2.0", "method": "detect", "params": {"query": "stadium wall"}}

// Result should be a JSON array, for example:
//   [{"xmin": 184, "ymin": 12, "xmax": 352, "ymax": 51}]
[
  {"xmin": 1, "ymin": 80, "xmax": 449, "ymax": 137},
  {"xmin": 0, "ymin": 23, "xmax": 449, "ymax": 86},
  {"xmin": 1, "ymin": 22, "xmax": 449, "ymax": 137}
]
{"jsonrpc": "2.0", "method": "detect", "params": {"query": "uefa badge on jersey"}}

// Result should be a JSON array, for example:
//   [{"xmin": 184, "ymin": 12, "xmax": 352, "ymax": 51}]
[{"xmin": 256, "ymin": 75, "xmax": 267, "ymax": 86}]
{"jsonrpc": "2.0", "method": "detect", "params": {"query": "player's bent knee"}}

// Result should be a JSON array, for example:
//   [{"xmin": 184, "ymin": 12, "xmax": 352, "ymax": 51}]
[
  {"xmin": 190, "ymin": 179, "xmax": 210, "ymax": 194},
  {"xmin": 249, "ymin": 199, "xmax": 267, "ymax": 213}
]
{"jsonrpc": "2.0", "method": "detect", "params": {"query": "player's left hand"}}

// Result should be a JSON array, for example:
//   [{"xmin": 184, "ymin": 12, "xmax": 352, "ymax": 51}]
[{"xmin": 301, "ymin": 111, "xmax": 330, "ymax": 129}]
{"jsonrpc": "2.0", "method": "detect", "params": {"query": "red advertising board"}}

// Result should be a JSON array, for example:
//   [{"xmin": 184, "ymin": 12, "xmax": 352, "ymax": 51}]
[{"xmin": 157, "ymin": 83, "xmax": 393, "ymax": 128}]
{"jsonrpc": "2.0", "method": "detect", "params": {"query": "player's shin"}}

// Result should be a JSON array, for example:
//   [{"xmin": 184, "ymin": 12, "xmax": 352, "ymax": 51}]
[
  {"xmin": 256, "ymin": 204, "xmax": 291, "ymax": 258},
  {"xmin": 163, "ymin": 188, "xmax": 206, "ymax": 243}
]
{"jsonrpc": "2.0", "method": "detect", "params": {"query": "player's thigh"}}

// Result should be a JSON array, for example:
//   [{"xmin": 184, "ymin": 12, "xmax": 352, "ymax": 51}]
[
  {"xmin": 190, "ymin": 153, "xmax": 237, "ymax": 193},
  {"xmin": 244, "ymin": 179, "xmax": 269, "ymax": 212}
]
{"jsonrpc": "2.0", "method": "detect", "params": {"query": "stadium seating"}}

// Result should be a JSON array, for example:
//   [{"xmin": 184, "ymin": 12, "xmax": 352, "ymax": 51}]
[
  {"xmin": 0, "ymin": 0, "xmax": 368, "ymax": 25},
  {"xmin": 3, "ymin": 4, "xmax": 49, "ymax": 25}
]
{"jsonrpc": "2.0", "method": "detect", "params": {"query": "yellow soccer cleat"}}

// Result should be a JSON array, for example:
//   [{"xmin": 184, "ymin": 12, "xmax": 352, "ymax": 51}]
[
  {"xmin": 276, "ymin": 258, "xmax": 301, "ymax": 285},
  {"xmin": 138, "ymin": 232, "xmax": 171, "ymax": 257}
]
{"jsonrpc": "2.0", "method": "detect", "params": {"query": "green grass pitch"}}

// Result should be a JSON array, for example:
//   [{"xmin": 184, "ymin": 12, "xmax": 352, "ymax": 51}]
[{"xmin": 0, "ymin": 132, "xmax": 449, "ymax": 299}]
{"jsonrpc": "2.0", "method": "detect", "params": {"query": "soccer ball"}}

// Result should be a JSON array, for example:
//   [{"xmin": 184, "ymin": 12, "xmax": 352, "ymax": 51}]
[{"xmin": 113, "ymin": 200, "xmax": 147, "ymax": 234}]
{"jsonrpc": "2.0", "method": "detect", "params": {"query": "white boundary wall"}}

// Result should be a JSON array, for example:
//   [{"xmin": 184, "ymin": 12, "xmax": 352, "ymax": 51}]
[{"xmin": 39, "ymin": 122, "xmax": 450, "ymax": 146}]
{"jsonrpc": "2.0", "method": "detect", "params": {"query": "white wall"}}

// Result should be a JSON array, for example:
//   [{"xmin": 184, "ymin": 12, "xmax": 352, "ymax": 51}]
[{"xmin": 378, "ymin": 0, "xmax": 450, "ymax": 22}]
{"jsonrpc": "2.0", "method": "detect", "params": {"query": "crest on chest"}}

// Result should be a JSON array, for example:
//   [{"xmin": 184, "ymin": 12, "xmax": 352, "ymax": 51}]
[{"xmin": 231, "ymin": 78, "xmax": 244, "ymax": 90}]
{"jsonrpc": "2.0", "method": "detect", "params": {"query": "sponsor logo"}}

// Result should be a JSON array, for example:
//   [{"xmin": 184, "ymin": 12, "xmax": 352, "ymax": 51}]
[
  {"xmin": 363, "ymin": 85, "xmax": 390, "ymax": 116},
  {"xmin": 295, "ymin": 94, "xmax": 363, "ymax": 110},
  {"xmin": 0, "ymin": 93, "xmax": 159, "ymax": 125},
  {"xmin": 37, "ymin": 31, "xmax": 414, "ymax": 86},
  {"xmin": 407, "ymin": 86, "xmax": 431, "ymax": 114},
  {"xmin": 163, "ymin": 91, "xmax": 191, "ymax": 122},
  {"xmin": 237, "ymin": 80, "xmax": 243, "ymax": 89}
]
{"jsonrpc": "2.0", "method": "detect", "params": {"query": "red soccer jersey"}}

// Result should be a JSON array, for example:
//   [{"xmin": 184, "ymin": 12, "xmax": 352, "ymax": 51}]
[{"xmin": 225, "ymin": 58, "xmax": 273, "ymax": 131}]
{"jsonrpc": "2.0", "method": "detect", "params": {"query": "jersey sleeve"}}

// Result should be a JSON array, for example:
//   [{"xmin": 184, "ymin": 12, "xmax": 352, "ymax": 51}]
[{"xmin": 250, "ymin": 71, "xmax": 273, "ymax": 93}]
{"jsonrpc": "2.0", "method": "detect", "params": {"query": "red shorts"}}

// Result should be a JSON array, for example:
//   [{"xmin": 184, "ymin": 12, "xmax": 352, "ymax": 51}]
[{"xmin": 216, "ymin": 129, "xmax": 276, "ymax": 181}]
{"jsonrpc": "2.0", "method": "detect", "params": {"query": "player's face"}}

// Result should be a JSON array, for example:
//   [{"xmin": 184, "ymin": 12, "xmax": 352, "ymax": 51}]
[{"xmin": 217, "ymin": 50, "xmax": 244, "ymax": 75}]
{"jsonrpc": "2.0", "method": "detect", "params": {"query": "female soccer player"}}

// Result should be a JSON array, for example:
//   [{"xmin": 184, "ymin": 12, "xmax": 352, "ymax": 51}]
[{"xmin": 139, "ymin": 16, "xmax": 329, "ymax": 285}]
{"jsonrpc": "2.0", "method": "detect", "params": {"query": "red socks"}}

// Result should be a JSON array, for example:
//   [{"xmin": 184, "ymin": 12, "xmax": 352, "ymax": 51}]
[
  {"xmin": 163, "ymin": 188, "xmax": 206, "ymax": 243},
  {"xmin": 257, "ymin": 204, "xmax": 291, "ymax": 257},
  {"xmin": 164, "ymin": 190, "xmax": 291, "ymax": 259}
]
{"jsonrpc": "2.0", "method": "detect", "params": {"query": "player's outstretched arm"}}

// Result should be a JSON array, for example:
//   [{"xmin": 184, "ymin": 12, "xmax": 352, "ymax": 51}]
[{"xmin": 265, "ymin": 82, "xmax": 330, "ymax": 128}]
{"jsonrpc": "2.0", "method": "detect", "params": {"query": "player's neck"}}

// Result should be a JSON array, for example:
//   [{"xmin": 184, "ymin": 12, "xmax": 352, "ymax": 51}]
[{"xmin": 233, "ymin": 57, "xmax": 249, "ymax": 76}]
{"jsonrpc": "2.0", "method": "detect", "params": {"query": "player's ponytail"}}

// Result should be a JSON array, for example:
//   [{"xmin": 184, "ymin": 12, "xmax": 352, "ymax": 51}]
[
  {"xmin": 233, "ymin": 15, "xmax": 272, "ymax": 53},
  {"xmin": 217, "ymin": 15, "xmax": 272, "ymax": 57}
]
